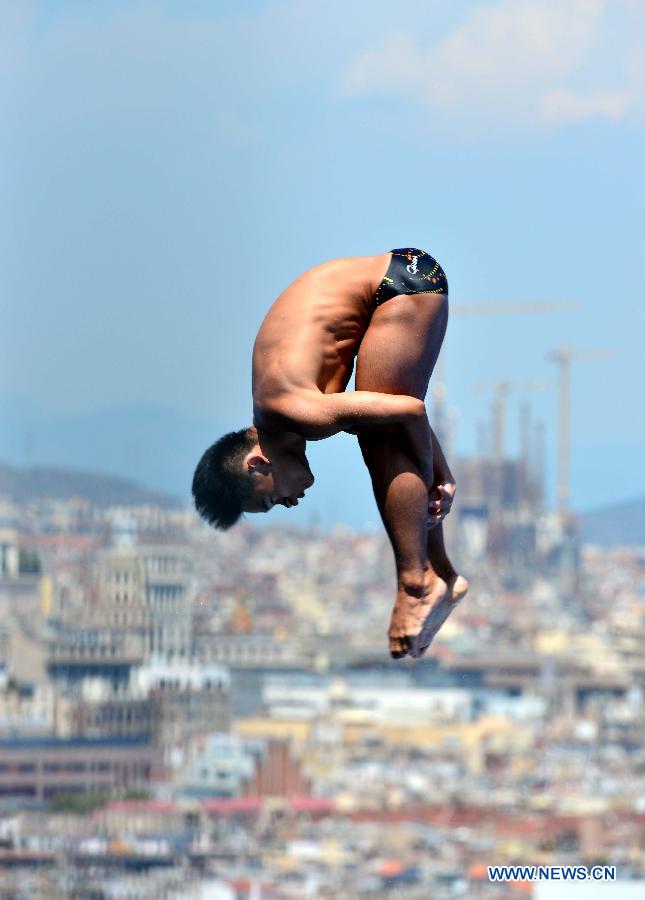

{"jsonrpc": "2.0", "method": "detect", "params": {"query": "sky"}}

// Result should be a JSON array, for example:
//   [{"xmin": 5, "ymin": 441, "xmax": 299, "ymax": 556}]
[{"xmin": 1, "ymin": 0, "xmax": 644, "ymax": 522}]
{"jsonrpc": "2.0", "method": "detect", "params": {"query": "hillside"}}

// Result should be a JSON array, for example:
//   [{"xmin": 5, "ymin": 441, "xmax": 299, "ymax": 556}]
[
  {"xmin": 0, "ymin": 463, "xmax": 180, "ymax": 509},
  {"xmin": 579, "ymin": 497, "xmax": 645, "ymax": 546}
]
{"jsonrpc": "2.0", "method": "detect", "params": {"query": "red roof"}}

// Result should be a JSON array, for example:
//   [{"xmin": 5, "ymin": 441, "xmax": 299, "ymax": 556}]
[
  {"xmin": 288, "ymin": 795, "xmax": 334, "ymax": 813},
  {"xmin": 379, "ymin": 859, "xmax": 406, "ymax": 876},
  {"xmin": 202, "ymin": 796, "xmax": 264, "ymax": 814}
]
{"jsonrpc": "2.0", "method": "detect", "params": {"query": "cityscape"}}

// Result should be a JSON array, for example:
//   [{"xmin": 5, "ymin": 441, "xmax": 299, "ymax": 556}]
[
  {"xmin": 3, "ymin": 4, "xmax": 644, "ymax": 899},
  {"xmin": 0, "ymin": 424, "xmax": 643, "ymax": 899}
]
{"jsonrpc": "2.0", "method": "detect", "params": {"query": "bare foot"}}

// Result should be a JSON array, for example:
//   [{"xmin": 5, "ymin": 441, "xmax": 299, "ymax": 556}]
[
  {"xmin": 388, "ymin": 573, "xmax": 447, "ymax": 659},
  {"xmin": 415, "ymin": 574, "xmax": 469, "ymax": 656}
]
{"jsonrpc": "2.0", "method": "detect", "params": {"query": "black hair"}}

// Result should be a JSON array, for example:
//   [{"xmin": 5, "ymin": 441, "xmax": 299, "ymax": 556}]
[{"xmin": 191, "ymin": 427, "xmax": 256, "ymax": 530}]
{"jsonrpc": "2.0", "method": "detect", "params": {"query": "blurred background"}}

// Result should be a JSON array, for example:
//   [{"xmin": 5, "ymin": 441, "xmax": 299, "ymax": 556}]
[{"xmin": 1, "ymin": 1, "xmax": 643, "ymax": 897}]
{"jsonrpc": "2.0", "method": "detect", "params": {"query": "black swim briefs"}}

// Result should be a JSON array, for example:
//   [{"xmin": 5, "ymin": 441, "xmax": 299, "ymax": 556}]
[{"xmin": 374, "ymin": 248, "xmax": 448, "ymax": 307}]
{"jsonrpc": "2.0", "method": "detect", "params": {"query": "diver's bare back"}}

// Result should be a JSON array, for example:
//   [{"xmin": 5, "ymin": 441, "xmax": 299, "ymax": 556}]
[{"xmin": 252, "ymin": 253, "xmax": 390, "ymax": 434}]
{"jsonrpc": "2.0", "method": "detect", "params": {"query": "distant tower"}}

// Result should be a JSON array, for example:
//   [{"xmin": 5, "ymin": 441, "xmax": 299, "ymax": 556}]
[
  {"xmin": 476, "ymin": 419, "xmax": 491, "ymax": 459},
  {"xmin": 531, "ymin": 421, "xmax": 546, "ymax": 508},
  {"xmin": 519, "ymin": 400, "xmax": 531, "ymax": 506}
]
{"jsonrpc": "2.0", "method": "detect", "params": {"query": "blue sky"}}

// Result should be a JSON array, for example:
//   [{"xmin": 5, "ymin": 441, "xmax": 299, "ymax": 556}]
[{"xmin": 1, "ymin": 0, "xmax": 644, "ymax": 520}]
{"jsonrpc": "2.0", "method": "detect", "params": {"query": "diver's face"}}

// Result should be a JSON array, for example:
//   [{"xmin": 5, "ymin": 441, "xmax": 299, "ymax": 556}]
[{"xmin": 241, "ymin": 446, "xmax": 314, "ymax": 514}]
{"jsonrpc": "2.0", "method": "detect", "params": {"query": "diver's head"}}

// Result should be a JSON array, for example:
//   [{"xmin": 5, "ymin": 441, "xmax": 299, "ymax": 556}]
[{"xmin": 192, "ymin": 426, "xmax": 314, "ymax": 530}]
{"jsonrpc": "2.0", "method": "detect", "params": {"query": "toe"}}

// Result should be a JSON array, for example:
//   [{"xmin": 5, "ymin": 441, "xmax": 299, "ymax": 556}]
[{"xmin": 389, "ymin": 635, "xmax": 408, "ymax": 659}]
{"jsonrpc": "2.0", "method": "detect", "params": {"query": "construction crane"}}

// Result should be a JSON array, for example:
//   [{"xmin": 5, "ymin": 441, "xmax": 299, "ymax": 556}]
[
  {"xmin": 434, "ymin": 300, "xmax": 579, "ymax": 388},
  {"xmin": 454, "ymin": 300, "xmax": 580, "ymax": 317},
  {"xmin": 431, "ymin": 300, "xmax": 578, "ymax": 452},
  {"xmin": 546, "ymin": 346, "xmax": 616, "ymax": 515}
]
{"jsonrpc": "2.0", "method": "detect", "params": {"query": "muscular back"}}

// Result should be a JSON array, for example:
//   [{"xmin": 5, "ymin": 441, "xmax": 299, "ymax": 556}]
[{"xmin": 252, "ymin": 253, "xmax": 391, "ymax": 421}]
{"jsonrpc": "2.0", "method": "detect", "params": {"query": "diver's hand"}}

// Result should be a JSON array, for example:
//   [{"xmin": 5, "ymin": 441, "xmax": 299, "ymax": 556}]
[{"xmin": 427, "ymin": 481, "xmax": 456, "ymax": 529}]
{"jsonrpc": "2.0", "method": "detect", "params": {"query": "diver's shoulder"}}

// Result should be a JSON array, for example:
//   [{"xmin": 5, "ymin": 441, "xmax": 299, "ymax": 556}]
[{"xmin": 254, "ymin": 387, "xmax": 323, "ymax": 432}]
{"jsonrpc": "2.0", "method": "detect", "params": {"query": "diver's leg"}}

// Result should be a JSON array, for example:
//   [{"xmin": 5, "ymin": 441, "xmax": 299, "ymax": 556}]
[
  {"xmin": 426, "ymin": 523, "xmax": 469, "ymax": 608},
  {"xmin": 358, "ymin": 430, "xmax": 447, "ymax": 659},
  {"xmin": 355, "ymin": 292, "xmax": 465, "ymax": 656},
  {"xmin": 425, "ymin": 429, "xmax": 470, "ymax": 609}
]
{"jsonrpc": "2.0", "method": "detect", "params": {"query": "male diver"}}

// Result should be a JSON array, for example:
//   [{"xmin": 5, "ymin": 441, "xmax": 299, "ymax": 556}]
[{"xmin": 192, "ymin": 249, "xmax": 468, "ymax": 658}]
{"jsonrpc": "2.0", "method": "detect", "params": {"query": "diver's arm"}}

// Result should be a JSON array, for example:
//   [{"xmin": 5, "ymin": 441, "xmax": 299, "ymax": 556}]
[{"xmin": 275, "ymin": 390, "xmax": 434, "ymax": 485}]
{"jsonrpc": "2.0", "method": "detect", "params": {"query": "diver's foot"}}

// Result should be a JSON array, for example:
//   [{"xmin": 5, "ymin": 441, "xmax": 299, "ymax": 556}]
[
  {"xmin": 388, "ymin": 573, "xmax": 448, "ymax": 660},
  {"xmin": 416, "ymin": 574, "xmax": 468, "ymax": 656}
]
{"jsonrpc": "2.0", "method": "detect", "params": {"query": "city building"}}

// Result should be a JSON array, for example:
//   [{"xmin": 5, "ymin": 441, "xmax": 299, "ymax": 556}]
[
  {"xmin": 0, "ymin": 736, "xmax": 157, "ymax": 801},
  {"xmin": 98, "ymin": 544, "xmax": 194, "ymax": 662}
]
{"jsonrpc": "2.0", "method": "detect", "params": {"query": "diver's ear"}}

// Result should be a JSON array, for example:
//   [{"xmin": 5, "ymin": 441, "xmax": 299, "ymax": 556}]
[{"xmin": 245, "ymin": 450, "xmax": 271, "ymax": 473}]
